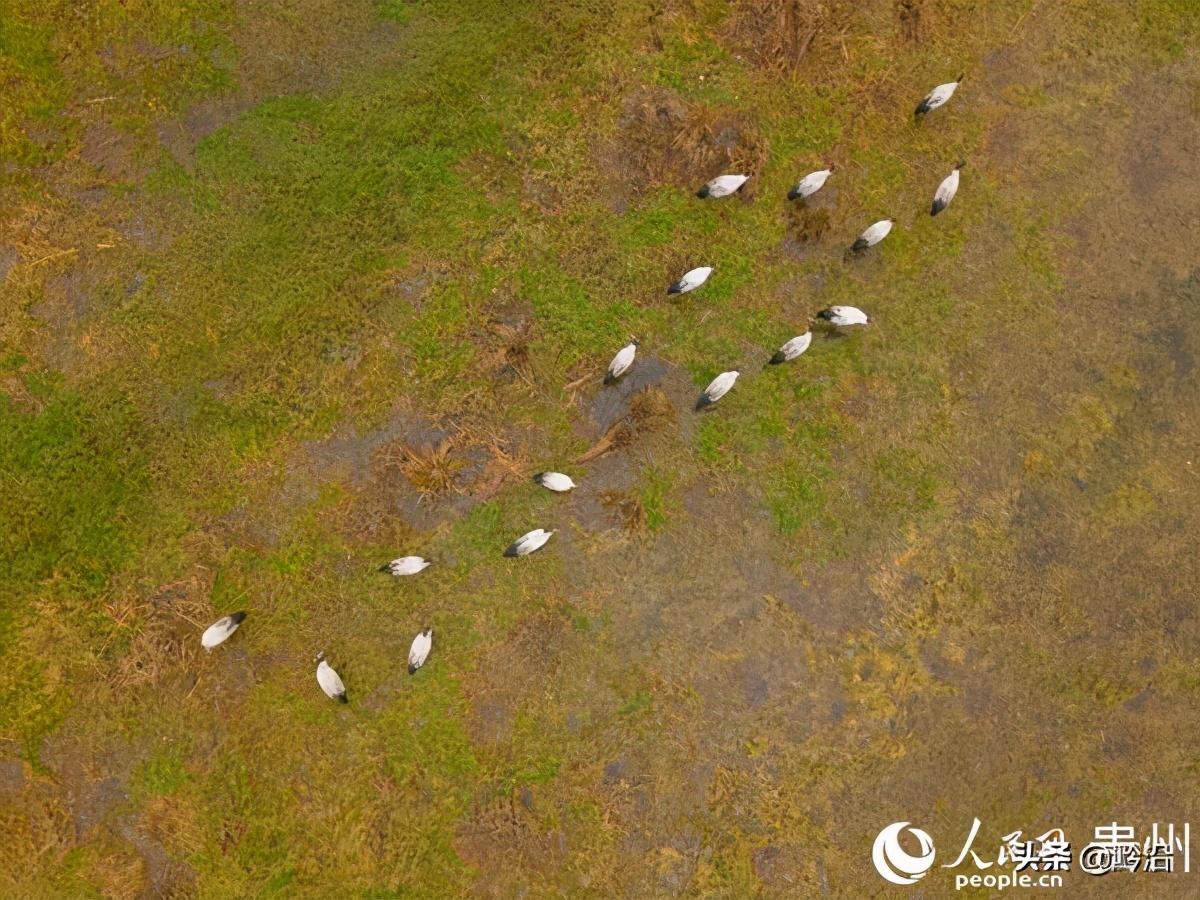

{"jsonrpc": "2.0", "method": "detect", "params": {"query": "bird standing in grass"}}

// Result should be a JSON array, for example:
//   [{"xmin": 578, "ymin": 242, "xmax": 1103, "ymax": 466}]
[
  {"xmin": 696, "ymin": 371, "xmax": 740, "ymax": 410},
  {"xmin": 787, "ymin": 167, "xmax": 834, "ymax": 201},
  {"xmin": 850, "ymin": 219, "xmax": 894, "ymax": 253},
  {"xmin": 816, "ymin": 306, "xmax": 870, "ymax": 327},
  {"xmin": 605, "ymin": 340, "xmax": 637, "ymax": 384},
  {"xmin": 931, "ymin": 162, "xmax": 965, "ymax": 216},
  {"xmin": 408, "ymin": 628, "xmax": 432, "ymax": 674},
  {"xmin": 533, "ymin": 472, "xmax": 575, "ymax": 492},
  {"xmin": 379, "ymin": 556, "xmax": 431, "ymax": 576},
  {"xmin": 915, "ymin": 74, "xmax": 964, "ymax": 117},
  {"xmin": 696, "ymin": 174, "xmax": 748, "ymax": 198},
  {"xmin": 769, "ymin": 332, "xmax": 813, "ymax": 365},
  {"xmin": 201, "ymin": 612, "xmax": 246, "ymax": 650},
  {"xmin": 504, "ymin": 528, "xmax": 554, "ymax": 557},
  {"xmin": 316, "ymin": 653, "xmax": 348, "ymax": 703},
  {"xmin": 668, "ymin": 266, "xmax": 713, "ymax": 295}
]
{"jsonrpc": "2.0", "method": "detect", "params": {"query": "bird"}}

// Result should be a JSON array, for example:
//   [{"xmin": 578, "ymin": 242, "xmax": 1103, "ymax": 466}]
[
  {"xmin": 931, "ymin": 161, "xmax": 965, "ymax": 216},
  {"xmin": 504, "ymin": 528, "xmax": 554, "ymax": 557},
  {"xmin": 850, "ymin": 219, "xmax": 893, "ymax": 253},
  {"xmin": 379, "ymin": 556, "xmax": 431, "ymax": 576},
  {"xmin": 787, "ymin": 166, "xmax": 834, "ymax": 201},
  {"xmin": 408, "ymin": 628, "xmax": 433, "ymax": 674},
  {"xmin": 533, "ymin": 472, "xmax": 576, "ymax": 492},
  {"xmin": 201, "ymin": 612, "xmax": 246, "ymax": 650},
  {"xmin": 604, "ymin": 340, "xmax": 637, "ymax": 384},
  {"xmin": 769, "ymin": 332, "xmax": 813, "ymax": 365},
  {"xmin": 315, "ymin": 653, "xmax": 348, "ymax": 703},
  {"xmin": 816, "ymin": 306, "xmax": 870, "ymax": 327},
  {"xmin": 915, "ymin": 74, "xmax": 964, "ymax": 116},
  {"xmin": 696, "ymin": 371, "xmax": 740, "ymax": 410},
  {"xmin": 668, "ymin": 266, "xmax": 713, "ymax": 295},
  {"xmin": 696, "ymin": 174, "xmax": 748, "ymax": 199}
]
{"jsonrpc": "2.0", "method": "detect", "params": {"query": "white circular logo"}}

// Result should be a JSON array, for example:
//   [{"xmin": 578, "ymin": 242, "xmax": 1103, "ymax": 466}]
[{"xmin": 872, "ymin": 821, "xmax": 936, "ymax": 885}]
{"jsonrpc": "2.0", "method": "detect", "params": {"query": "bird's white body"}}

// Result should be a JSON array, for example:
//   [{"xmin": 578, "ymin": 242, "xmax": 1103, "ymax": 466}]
[
  {"xmin": 317, "ymin": 659, "xmax": 347, "ymax": 702},
  {"xmin": 789, "ymin": 169, "xmax": 832, "ymax": 200},
  {"xmin": 819, "ymin": 306, "xmax": 870, "ymax": 327},
  {"xmin": 408, "ymin": 629, "xmax": 432, "ymax": 673},
  {"xmin": 607, "ymin": 342, "xmax": 637, "ymax": 381},
  {"xmin": 931, "ymin": 166, "xmax": 961, "ymax": 215},
  {"xmin": 201, "ymin": 612, "xmax": 245, "ymax": 650},
  {"xmin": 918, "ymin": 77, "xmax": 962, "ymax": 114},
  {"xmin": 382, "ymin": 556, "xmax": 431, "ymax": 577},
  {"xmin": 771, "ymin": 332, "xmax": 813, "ymax": 364},
  {"xmin": 699, "ymin": 370, "xmax": 740, "ymax": 406},
  {"xmin": 534, "ymin": 472, "xmax": 575, "ymax": 492},
  {"xmin": 856, "ymin": 219, "xmax": 893, "ymax": 248},
  {"xmin": 699, "ymin": 174, "xmax": 748, "ymax": 198},
  {"xmin": 669, "ymin": 266, "xmax": 713, "ymax": 294},
  {"xmin": 505, "ymin": 528, "xmax": 554, "ymax": 557}
]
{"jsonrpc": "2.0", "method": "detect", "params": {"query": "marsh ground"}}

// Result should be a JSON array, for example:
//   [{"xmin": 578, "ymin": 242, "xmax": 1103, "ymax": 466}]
[{"xmin": 2, "ymin": 0, "xmax": 1199, "ymax": 896}]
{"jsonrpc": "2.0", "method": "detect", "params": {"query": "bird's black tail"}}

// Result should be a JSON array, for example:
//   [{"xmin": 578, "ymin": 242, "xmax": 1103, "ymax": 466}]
[
  {"xmin": 850, "ymin": 237, "xmax": 869, "ymax": 253},
  {"xmin": 408, "ymin": 663, "xmax": 418, "ymax": 675},
  {"xmin": 787, "ymin": 186, "xmax": 802, "ymax": 201},
  {"xmin": 503, "ymin": 544, "xmax": 520, "ymax": 558},
  {"xmin": 229, "ymin": 611, "xmax": 247, "ymax": 625},
  {"xmin": 816, "ymin": 309, "xmax": 834, "ymax": 322},
  {"xmin": 931, "ymin": 200, "xmax": 945, "ymax": 216},
  {"xmin": 667, "ymin": 283, "xmax": 683, "ymax": 295},
  {"xmin": 695, "ymin": 394, "xmax": 713, "ymax": 411},
  {"xmin": 768, "ymin": 351, "xmax": 787, "ymax": 365},
  {"xmin": 336, "ymin": 692, "xmax": 348, "ymax": 704},
  {"xmin": 378, "ymin": 563, "xmax": 391, "ymax": 573},
  {"xmin": 914, "ymin": 102, "xmax": 929, "ymax": 117},
  {"xmin": 696, "ymin": 186, "xmax": 711, "ymax": 199},
  {"xmin": 603, "ymin": 372, "xmax": 617, "ymax": 385},
  {"xmin": 532, "ymin": 472, "xmax": 546, "ymax": 485}
]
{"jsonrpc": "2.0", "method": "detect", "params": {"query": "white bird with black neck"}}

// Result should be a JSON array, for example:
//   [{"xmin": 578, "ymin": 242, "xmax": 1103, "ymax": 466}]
[{"xmin": 696, "ymin": 174, "xmax": 748, "ymax": 199}]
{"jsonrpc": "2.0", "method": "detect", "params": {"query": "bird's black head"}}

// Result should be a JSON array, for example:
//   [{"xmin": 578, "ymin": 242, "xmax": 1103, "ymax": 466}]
[
  {"xmin": 956, "ymin": 73, "xmax": 965, "ymax": 82},
  {"xmin": 422, "ymin": 627, "xmax": 432, "ymax": 636},
  {"xmin": 956, "ymin": 160, "xmax": 967, "ymax": 170}
]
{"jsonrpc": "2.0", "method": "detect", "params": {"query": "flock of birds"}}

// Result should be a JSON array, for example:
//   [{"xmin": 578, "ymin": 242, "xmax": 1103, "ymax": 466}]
[{"xmin": 197, "ymin": 73, "xmax": 968, "ymax": 703}]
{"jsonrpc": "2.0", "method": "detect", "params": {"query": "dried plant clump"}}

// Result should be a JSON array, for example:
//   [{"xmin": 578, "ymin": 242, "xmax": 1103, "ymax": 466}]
[
  {"xmin": 607, "ymin": 87, "xmax": 769, "ymax": 194},
  {"xmin": 577, "ymin": 387, "xmax": 676, "ymax": 463},
  {"xmin": 377, "ymin": 437, "xmax": 466, "ymax": 499},
  {"xmin": 723, "ymin": 0, "xmax": 856, "ymax": 73},
  {"xmin": 599, "ymin": 490, "xmax": 648, "ymax": 532},
  {"xmin": 486, "ymin": 319, "xmax": 533, "ymax": 380},
  {"xmin": 787, "ymin": 203, "xmax": 832, "ymax": 244},
  {"xmin": 111, "ymin": 578, "xmax": 211, "ymax": 689},
  {"xmin": 896, "ymin": 0, "xmax": 928, "ymax": 43}
]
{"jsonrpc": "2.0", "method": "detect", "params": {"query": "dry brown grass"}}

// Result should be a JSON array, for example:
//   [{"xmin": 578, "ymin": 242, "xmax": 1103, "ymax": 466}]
[
  {"xmin": 577, "ymin": 387, "xmax": 675, "ymax": 463},
  {"xmin": 377, "ymin": 437, "xmax": 466, "ymax": 499},
  {"xmin": 723, "ymin": 0, "xmax": 857, "ymax": 73},
  {"xmin": 483, "ymin": 319, "xmax": 533, "ymax": 381},
  {"xmin": 786, "ymin": 203, "xmax": 832, "ymax": 244},
  {"xmin": 604, "ymin": 87, "xmax": 769, "ymax": 193},
  {"xmin": 110, "ymin": 577, "xmax": 211, "ymax": 690},
  {"xmin": 895, "ymin": 0, "xmax": 929, "ymax": 43},
  {"xmin": 599, "ymin": 490, "xmax": 648, "ymax": 531}
]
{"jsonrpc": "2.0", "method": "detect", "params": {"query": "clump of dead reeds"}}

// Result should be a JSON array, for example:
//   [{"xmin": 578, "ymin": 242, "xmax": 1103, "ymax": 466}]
[
  {"xmin": 577, "ymin": 387, "xmax": 675, "ymax": 463},
  {"xmin": 599, "ymin": 490, "xmax": 648, "ymax": 532},
  {"xmin": 608, "ymin": 87, "xmax": 769, "ymax": 193},
  {"xmin": 723, "ymin": 0, "xmax": 855, "ymax": 73},
  {"xmin": 377, "ymin": 437, "xmax": 466, "ymax": 499}
]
